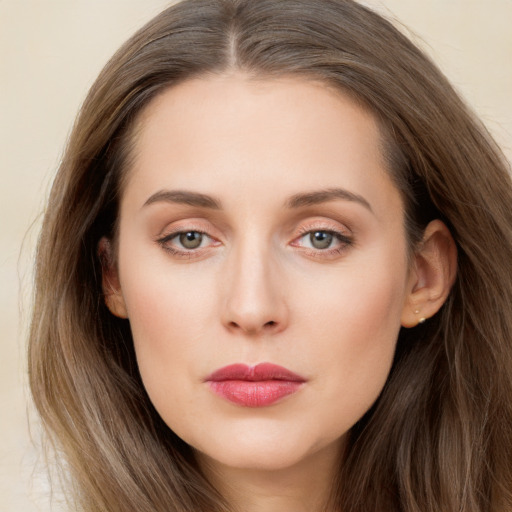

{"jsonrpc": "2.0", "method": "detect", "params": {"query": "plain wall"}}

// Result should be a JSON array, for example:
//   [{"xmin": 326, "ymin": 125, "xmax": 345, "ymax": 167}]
[{"xmin": 1, "ymin": 1, "xmax": 510, "ymax": 510}]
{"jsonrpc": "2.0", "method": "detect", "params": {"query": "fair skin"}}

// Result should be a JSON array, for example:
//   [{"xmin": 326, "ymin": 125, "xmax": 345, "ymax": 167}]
[{"xmin": 101, "ymin": 74, "xmax": 456, "ymax": 512}]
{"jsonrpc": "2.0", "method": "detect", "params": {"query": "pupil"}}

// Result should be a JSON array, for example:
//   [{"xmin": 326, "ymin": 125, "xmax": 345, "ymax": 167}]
[
  {"xmin": 180, "ymin": 232, "xmax": 202, "ymax": 249},
  {"xmin": 310, "ymin": 231, "xmax": 333, "ymax": 249}
]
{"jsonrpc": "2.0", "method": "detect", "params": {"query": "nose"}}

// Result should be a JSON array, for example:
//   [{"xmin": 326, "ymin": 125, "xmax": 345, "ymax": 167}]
[{"xmin": 220, "ymin": 241, "xmax": 288, "ymax": 336}]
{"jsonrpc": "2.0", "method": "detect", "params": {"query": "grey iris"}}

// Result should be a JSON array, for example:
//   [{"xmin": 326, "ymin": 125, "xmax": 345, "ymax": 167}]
[
  {"xmin": 180, "ymin": 232, "xmax": 203, "ymax": 249},
  {"xmin": 310, "ymin": 231, "xmax": 333, "ymax": 249}
]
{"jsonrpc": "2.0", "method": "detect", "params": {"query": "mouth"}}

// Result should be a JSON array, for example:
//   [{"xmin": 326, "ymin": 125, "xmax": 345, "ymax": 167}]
[{"xmin": 205, "ymin": 363, "xmax": 306, "ymax": 407}]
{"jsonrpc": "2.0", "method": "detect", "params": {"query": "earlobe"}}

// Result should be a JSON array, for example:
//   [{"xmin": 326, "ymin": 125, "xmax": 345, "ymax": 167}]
[
  {"xmin": 401, "ymin": 220, "xmax": 457, "ymax": 328},
  {"xmin": 98, "ymin": 237, "xmax": 129, "ymax": 319}
]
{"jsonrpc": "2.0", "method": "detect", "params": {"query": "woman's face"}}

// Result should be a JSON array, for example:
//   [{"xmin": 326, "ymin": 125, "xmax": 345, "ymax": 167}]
[{"xmin": 108, "ymin": 74, "xmax": 416, "ymax": 474}]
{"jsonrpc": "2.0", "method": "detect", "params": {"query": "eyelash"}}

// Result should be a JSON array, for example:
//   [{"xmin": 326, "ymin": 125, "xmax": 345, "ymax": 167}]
[{"xmin": 156, "ymin": 225, "xmax": 353, "ymax": 259}]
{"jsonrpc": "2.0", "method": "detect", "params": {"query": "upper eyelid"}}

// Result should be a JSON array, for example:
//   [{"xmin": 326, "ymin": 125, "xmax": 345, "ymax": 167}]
[
  {"xmin": 296, "ymin": 224, "xmax": 349, "ymax": 234},
  {"xmin": 292, "ymin": 228, "xmax": 352, "ymax": 245},
  {"xmin": 156, "ymin": 219, "xmax": 220, "ymax": 238},
  {"xmin": 155, "ymin": 217, "xmax": 353, "ymax": 241},
  {"xmin": 293, "ymin": 219, "xmax": 352, "ymax": 236},
  {"xmin": 159, "ymin": 228, "xmax": 211, "ymax": 241},
  {"xmin": 296, "ymin": 228, "xmax": 351, "ymax": 239}
]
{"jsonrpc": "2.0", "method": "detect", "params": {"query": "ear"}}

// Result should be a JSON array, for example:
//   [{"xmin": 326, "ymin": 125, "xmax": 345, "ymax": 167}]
[
  {"xmin": 401, "ymin": 220, "xmax": 457, "ymax": 328},
  {"xmin": 98, "ymin": 237, "xmax": 128, "ymax": 319}
]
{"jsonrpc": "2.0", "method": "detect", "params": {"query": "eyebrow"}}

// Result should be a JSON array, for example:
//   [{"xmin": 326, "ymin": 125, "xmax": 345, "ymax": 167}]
[
  {"xmin": 143, "ymin": 190, "xmax": 222, "ymax": 209},
  {"xmin": 142, "ymin": 187, "xmax": 372, "ymax": 212},
  {"xmin": 285, "ymin": 188, "xmax": 373, "ymax": 212}
]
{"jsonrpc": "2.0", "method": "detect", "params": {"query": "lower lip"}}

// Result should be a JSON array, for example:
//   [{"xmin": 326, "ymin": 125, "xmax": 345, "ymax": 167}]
[{"xmin": 208, "ymin": 380, "xmax": 303, "ymax": 407}]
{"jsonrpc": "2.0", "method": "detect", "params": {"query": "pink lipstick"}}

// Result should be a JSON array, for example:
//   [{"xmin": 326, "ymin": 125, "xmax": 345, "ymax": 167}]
[{"xmin": 205, "ymin": 363, "xmax": 306, "ymax": 407}]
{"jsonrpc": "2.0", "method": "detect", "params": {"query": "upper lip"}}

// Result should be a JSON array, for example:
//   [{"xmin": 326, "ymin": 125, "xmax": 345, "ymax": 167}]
[{"xmin": 205, "ymin": 363, "xmax": 306, "ymax": 382}]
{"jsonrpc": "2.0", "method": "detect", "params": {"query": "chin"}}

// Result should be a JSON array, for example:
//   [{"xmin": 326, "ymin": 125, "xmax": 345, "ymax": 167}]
[
  {"xmin": 189, "ymin": 421, "xmax": 343, "ymax": 473},
  {"xmin": 210, "ymin": 447, "xmax": 304, "ymax": 472}
]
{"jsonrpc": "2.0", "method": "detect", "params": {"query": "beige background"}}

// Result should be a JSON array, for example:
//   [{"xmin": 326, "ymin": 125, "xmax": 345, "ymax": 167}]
[{"xmin": 1, "ymin": 1, "xmax": 510, "ymax": 510}]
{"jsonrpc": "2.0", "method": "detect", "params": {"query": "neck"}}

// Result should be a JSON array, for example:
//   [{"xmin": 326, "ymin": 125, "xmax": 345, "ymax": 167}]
[{"xmin": 198, "ymin": 442, "xmax": 343, "ymax": 512}]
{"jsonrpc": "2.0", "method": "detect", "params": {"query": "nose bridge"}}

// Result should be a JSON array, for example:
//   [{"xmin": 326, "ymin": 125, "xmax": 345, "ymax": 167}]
[{"xmin": 221, "ymin": 229, "xmax": 287, "ymax": 335}]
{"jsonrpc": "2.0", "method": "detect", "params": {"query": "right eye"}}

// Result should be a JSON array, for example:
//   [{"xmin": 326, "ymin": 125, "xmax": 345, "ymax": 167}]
[{"xmin": 157, "ymin": 229, "xmax": 220, "ymax": 257}]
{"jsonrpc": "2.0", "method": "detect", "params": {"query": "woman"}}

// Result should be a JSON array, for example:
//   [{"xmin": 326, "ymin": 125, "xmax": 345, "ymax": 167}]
[{"xmin": 28, "ymin": 0, "xmax": 512, "ymax": 511}]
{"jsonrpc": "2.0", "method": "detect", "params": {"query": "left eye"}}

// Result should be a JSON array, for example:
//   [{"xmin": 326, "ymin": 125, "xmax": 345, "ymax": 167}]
[{"xmin": 295, "ymin": 230, "xmax": 350, "ymax": 250}]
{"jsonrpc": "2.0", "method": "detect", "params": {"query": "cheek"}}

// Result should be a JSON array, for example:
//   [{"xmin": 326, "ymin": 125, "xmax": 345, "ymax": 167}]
[
  {"xmin": 116, "ymin": 238, "xmax": 220, "ymax": 405},
  {"xmin": 119, "ymin": 263, "xmax": 223, "ymax": 449},
  {"xmin": 292, "ymin": 248, "xmax": 408, "ymax": 432},
  {"xmin": 124, "ymin": 270, "xmax": 209, "ymax": 333}
]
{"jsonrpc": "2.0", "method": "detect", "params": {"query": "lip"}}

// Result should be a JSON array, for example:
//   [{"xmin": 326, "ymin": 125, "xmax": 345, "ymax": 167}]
[{"xmin": 205, "ymin": 363, "xmax": 306, "ymax": 407}]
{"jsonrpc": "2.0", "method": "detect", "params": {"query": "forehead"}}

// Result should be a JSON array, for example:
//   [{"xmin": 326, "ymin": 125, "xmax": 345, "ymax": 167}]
[{"xmin": 123, "ymin": 74, "xmax": 401, "ymax": 219}]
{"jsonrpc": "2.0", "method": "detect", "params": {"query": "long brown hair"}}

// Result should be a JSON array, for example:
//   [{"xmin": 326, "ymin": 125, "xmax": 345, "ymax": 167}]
[{"xmin": 29, "ymin": 1, "xmax": 512, "ymax": 510}]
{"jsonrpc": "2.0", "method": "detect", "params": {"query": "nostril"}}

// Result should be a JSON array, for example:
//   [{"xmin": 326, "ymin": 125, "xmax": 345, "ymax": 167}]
[{"xmin": 228, "ymin": 320, "xmax": 277, "ymax": 332}]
